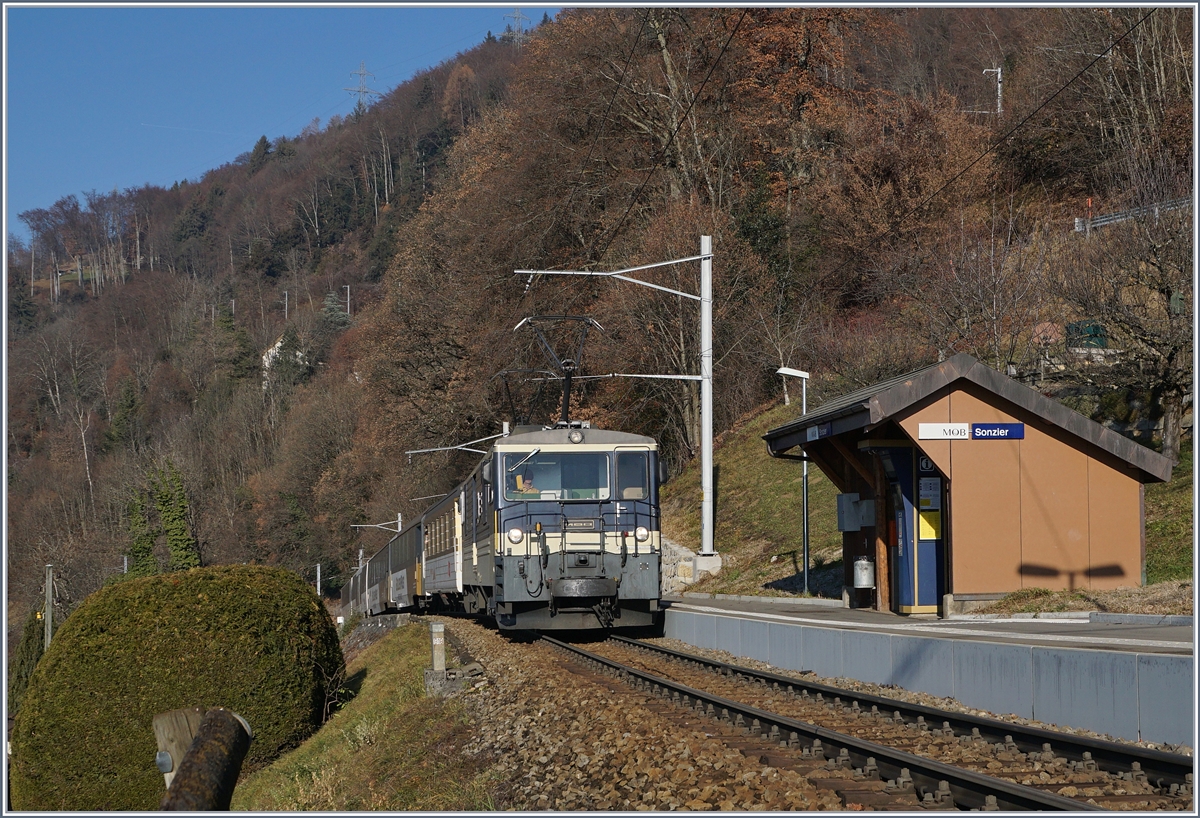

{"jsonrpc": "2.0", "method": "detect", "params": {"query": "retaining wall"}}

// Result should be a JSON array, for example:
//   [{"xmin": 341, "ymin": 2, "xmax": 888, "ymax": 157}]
[
  {"xmin": 659, "ymin": 538, "xmax": 696, "ymax": 596},
  {"xmin": 665, "ymin": 607, "xmax": 1194, "ymax": 747}
]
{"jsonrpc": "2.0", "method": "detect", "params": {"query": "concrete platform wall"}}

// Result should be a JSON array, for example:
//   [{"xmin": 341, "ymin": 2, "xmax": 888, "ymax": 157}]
[{"xmin": 665, "ymin": 608, "xmax": 1194, "ymax": 746}]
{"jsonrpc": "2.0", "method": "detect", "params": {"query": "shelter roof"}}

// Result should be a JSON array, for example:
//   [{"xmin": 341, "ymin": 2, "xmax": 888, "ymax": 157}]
[{"xmin": 763, "ymin": 353, "xmax": 1173, "ymax": 483}]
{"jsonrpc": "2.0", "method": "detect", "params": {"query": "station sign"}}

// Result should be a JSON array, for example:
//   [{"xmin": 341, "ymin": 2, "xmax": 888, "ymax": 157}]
[
  {"xmin": 971, "ymin": 423, "xmax": 1024, "ymax": 439},
  {"xmin": 805, "ymin": 422, "xmax": 833, "ymax": 442},
  {"xmin": 918, "ymin": 422, "xmax": 1025, "ymax": 440},
  {"xmin": 918, "ymin": 423, "xmax": 969, "ymax": 440}
]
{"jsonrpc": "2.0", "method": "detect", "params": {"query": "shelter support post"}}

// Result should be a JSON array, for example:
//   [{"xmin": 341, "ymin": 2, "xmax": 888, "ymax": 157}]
[{"xmin": 873, "ymin": 456, "xmax": 891, "ymax": 612}]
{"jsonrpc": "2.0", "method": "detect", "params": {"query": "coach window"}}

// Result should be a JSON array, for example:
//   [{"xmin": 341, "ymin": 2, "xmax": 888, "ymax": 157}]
[{"xmin": 616, "ymin": 451, "xmax": 649, "ymax": 500}]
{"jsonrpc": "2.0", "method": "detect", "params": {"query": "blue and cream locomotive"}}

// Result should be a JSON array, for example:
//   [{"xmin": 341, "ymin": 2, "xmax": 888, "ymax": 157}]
[{"xmin": 341, "ymin": 422, "xmax": 665, "ymax": 630}]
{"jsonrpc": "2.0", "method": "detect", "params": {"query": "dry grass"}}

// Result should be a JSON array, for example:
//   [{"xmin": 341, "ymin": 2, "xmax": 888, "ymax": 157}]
[
  {"xmin": 231, "ymin": 623, "xmax": 501, "ymax": 811},
  {"xmin": 973, "ymin": 580, "xmax": 1193, "ymax": 616},
  {"xmin": 1144, "ymin": 439, "xmax": 1194, "ymax": 584},
  {"xmin": 661, "ymin": 402, "xmax": 845, "ymax": 598}
]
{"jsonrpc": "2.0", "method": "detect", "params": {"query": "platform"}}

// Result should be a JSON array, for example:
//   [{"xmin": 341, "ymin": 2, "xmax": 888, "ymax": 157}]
[
  {"xmin": 666, "ymin": 594, "xmax": 1194, "ymax": 655},
  {"xmin": 662, "ymin": 595, "xmax": 1195, "ymax": 747}
]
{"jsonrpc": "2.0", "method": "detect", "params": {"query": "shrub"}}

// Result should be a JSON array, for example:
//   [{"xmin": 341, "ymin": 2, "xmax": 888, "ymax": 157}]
[{"xmin": 9, "ymin": 564, "xmax": 344, "ymax": 810}]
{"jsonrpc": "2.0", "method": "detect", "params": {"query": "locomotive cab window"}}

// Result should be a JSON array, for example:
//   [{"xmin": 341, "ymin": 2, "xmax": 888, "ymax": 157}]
[
  {"xmin": 503, "ymin": 452, "xmax": 610, "ymax": 501},
  {"xmin": 616, "ymin": 450, "xmax": 650, "ymax": 500}
]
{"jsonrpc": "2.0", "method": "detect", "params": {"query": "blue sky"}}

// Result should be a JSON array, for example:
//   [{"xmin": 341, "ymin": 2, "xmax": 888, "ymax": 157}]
[{"xmin": 4, "ymin": 5, "xmax": 558, "ymax": 243}]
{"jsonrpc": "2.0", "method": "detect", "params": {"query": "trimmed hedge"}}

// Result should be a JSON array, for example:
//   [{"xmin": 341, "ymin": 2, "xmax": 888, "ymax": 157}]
[{"xmin": 9, "ymin": 565, "xmax": 344, "ymax": 810}]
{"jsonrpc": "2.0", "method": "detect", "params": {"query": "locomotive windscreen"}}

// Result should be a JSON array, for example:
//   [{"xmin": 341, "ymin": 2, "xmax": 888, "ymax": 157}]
[
  {"xmin": 615, "ymin": 450, "xmax": 649, "ymax": 500},
  {"xmin": 504, "ymin": 452, "xmax": 611, "ymax": 501}
]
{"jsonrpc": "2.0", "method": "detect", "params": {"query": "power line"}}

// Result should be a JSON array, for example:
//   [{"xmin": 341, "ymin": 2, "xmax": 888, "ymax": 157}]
[
  {"xmin": 565, "ymin": 11, "xmax": 650, "ymax": 215},
  {"xmin": 814, "ymin": 8, "xmax": 1157, "ymax": 291},
  {"xmin": 589, "ymin": 10, "xmax": 749, "ymax": 265},
  {"xmin": 523, "ymin": 10, "xmax": 652, "ymax": 298}
]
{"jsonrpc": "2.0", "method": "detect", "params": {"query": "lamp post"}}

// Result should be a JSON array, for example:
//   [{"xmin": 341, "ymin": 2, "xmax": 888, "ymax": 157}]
[
  {"xmin": 516, "ymin": 236, "xmax": 717, "ymax": 562},
  {"xmin": 777, "ymin": 367, "xmax": 810, "ymax": 595}
]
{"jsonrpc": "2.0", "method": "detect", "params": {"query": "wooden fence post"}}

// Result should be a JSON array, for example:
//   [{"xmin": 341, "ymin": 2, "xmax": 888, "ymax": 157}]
[
  {"xmin": 157, "ymin": 707, "xmax": 253, "ymax": 810},
  {"xmin": 153, "ymin": 707, "xmax": 205, "ymax": 790}
]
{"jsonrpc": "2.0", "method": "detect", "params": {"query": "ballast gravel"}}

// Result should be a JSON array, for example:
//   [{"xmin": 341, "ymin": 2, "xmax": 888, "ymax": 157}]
[
  {"xmin": 405, "ymin": 618, "xmax": 1189, "ymax": 810},
  {"xmin": 446, "ymin": 620, "xmax": 846, "ymax": 811},
  {"xmin": 640, "ymin": 636, "xmax": 1194, "ymax": 757}
]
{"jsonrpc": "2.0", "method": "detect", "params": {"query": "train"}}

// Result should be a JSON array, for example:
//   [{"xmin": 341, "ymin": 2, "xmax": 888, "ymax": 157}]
[{"xmin": 340, "ymin": 421, "xmax": 665, "ymax": 630}]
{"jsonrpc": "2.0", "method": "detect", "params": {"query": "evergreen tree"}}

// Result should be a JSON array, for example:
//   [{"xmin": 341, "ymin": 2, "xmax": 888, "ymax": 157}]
[
  {"xmin": 103, "ymin": 379, "xmax": 141, "ymax": 453},
  {"xmin": 7, "ymin": 275, "xmax": 38, "ymax": 335},
  {"xmin": 247, "ymin": 135, "xmax": 272, "ymax": 174},
  {"xmin": 153, "ymin": 462, "xmax": 200, "ymax": 571},
  {"xmin": 269, "ymin": 325, "xmax": 312, "ymax": 388},
  {"xmin": 7, "ymin": 608, "xmax": 50, "ymax": 715},
  {"xmin": 214, "ymin": 309, "xmax": 258, "ymax": 381},
  {"xmin": 321, "ymin": 292, "xmax": 351, "ymax": 331},
  {"xmin": 126, "ymin": 489, "xmax": 160, "ymax": 577},
  {"xmin": 273, "ymin": 136, "xmax": 297, "ymax": 160}
]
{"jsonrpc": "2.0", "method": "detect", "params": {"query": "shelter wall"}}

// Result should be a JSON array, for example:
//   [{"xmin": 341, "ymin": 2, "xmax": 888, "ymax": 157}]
[
  {"xmin": 896, "ymin": 386, "xmax": 1145, "ymax": 595},
  {"xmin": 1086, "ymin": 460, "xmax": 1144, "ymax": 589}
]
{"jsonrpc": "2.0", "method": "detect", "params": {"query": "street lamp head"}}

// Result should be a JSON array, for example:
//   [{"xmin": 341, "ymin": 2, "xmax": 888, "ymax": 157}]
[{"xmin": 776, "ymin": 367, "xmax": 810, "ymax": 380}]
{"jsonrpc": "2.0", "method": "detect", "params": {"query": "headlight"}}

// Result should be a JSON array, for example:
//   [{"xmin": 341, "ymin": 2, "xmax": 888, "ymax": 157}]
[
  {"xmin": 568, "ymin": 429, "xmax": 584, "ymax": 444},
  {"xmin": 507, "ymin": 527, "xmax": 524, "ymax": 544},
  {"xmin": 634, "ymin": 526, "xmax": 650, "ymax": 542}
]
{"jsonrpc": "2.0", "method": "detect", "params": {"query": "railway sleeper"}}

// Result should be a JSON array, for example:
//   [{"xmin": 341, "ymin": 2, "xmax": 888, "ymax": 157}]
[
  {"xmin": 615, "ymin": 637, "xmax": 1192, "ymax": 794},
  {"xmin": 810, "ymin": 777, "xmax": 903, "ymax": 805},
  {"xmin": 920, "ymin": 780, "xmax": 956, "ymax": 808},
  {"xmin": 561, "ymin": 640, "xmax": 1114, "ymax": 811}
]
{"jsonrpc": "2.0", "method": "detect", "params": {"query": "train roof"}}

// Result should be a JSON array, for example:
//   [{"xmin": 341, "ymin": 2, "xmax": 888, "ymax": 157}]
[{"xmin": 495, "ymin": 426, "xmax": 656, "ymax": 447}]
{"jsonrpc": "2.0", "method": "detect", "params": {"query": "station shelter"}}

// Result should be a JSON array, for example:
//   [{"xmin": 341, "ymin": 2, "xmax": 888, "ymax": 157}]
[{"xmin": 762, "ymin": 354, "xmax": 1174, "ymax": 615}]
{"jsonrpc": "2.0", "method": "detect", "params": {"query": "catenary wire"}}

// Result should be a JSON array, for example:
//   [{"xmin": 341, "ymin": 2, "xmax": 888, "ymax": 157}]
[{"xmin": 588, "ymin": 9, "xmax": 749, "ymax": 266}]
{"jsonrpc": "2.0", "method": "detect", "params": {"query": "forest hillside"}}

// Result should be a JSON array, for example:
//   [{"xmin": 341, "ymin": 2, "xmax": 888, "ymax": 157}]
[{"xmin": 6, "ymin": 8, "xmax": 1192, "ymax": 635}]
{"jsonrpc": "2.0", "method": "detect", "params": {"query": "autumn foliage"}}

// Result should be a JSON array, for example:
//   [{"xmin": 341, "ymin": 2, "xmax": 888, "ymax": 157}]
[{"xmin": 6, "ymin": 9, "xmax": 1192, "ymax": 631}]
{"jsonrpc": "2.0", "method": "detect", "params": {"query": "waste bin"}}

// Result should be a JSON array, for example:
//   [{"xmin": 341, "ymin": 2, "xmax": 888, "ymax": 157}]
[{"xmin": 853, "ymin": 557, "xmax": 875, "ymax": 589}]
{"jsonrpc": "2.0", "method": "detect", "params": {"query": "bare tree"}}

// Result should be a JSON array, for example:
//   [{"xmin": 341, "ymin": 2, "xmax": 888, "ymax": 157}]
[
  {"xmin": 905, "ymin": 202, "xmax": 1052, "ymax": 371},
  {"xmin": 1060, "ymin": 148, "xmax": 1192, "ymax": 463}
]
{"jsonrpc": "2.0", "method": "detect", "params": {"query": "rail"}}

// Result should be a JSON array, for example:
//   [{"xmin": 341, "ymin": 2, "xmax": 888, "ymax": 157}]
[
  {"xmin": 543, "ymin": 636, "xmax": 1098, "ymax": 810},
  {"xmin": 611, "ymin": 635, "xmax": 1194, "ymax": 792}
]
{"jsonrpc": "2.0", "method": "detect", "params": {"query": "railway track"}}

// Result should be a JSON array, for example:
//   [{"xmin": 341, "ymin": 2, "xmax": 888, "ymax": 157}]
[
  {"xmin": 609, "ymin": 636, "xmax": 1196, "ymax": 792},
  {"xmin": 543, "ymin": 635, "xmax": 1194, "ymax": 811}
]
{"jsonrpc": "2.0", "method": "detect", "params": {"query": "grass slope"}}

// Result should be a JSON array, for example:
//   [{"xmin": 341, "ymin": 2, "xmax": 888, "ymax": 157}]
[
  {"xmin": 232, "ymin": 623, "xmax": 497, "ymax": 810},
  {"xmin": 1145, "ymin": 438, "xmax": 1194, "ymax": 584},
  {"xmin": 662, "ymin": 402, "xmax": 1194, "ymax": 604},
  {"xmin": 661, "ymin": 402, "xmax": 846, "ymax": 597}
]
